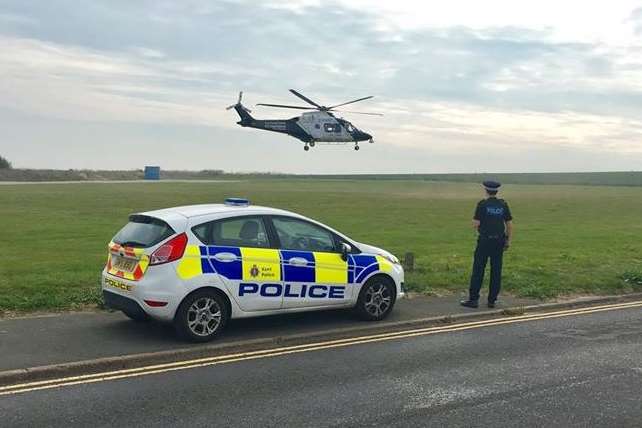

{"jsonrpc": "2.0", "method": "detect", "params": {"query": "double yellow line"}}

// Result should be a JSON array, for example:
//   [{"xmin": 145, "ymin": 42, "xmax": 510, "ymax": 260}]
[{"xmin": 2, "ymin": 300, "xmax": 641, "ymax": 396}]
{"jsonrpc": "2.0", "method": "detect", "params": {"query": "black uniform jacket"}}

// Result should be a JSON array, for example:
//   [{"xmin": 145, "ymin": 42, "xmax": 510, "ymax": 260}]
[{"xmin": 474, "ymin": 197, "xmax": 513, "ymax": 239}]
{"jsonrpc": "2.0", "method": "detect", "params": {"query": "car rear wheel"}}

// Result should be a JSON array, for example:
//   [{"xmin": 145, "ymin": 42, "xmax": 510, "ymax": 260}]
[
  {"xmin": 355, "ymin": 276, "xmax": 396, "ymax": 321},
  {"xmin": 174, "ymin": 290, "xmax": 229, "ymax": 342}
]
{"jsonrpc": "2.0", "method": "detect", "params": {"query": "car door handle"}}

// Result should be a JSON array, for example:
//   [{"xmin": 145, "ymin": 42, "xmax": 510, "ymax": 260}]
[
  {"xmin": 288, "ymin": 257, "xmax": 308, "ymax": 267},
  {"xmin": 213, "ymin": 252, "xmax": 238, "ymax": 262}
]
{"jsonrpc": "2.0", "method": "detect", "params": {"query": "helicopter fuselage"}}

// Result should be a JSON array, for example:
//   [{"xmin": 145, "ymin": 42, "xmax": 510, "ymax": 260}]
[{"xmin": 234, "ymin": 107, "xmax": 372, "ymax": 144}]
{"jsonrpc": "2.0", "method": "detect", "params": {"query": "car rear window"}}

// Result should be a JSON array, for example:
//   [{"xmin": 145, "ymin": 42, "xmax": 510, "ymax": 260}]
[{"xmin": 113, "ymin": 215, "xmax": 175, "ymax": 248}]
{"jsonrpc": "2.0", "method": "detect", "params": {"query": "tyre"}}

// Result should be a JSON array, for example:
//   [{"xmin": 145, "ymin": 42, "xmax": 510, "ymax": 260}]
[
  {"xmin": 122, "ymin": 309, "xmax": 150, "ymax": 322},
  {"xmin": 355, "ymin": 276, "xmax": 396, "ymax": 321},
  {"xmin": 174, "ymin": 289, "xmax": 229, "ymax": 342}
]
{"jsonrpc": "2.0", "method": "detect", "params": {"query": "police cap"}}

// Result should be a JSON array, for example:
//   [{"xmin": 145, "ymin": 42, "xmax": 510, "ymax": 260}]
[{"xmin": 482, "ymin": 180, "xmax": 501, "ymax": 191}]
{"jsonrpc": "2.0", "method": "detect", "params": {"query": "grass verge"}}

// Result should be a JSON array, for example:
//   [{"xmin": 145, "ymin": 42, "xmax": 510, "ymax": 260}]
[{"xmin": 1, "ymin": 179, "xmax": 641, "ymax": 311}]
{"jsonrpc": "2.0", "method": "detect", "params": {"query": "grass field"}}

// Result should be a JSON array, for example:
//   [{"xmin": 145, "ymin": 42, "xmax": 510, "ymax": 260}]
[
  {"xmin": 1, "ymin": 179, "xmax": 642, "ymax": 312},
  {"xmin": 4, "ymin": 169, "xmax": 642, "ymax": 186}
]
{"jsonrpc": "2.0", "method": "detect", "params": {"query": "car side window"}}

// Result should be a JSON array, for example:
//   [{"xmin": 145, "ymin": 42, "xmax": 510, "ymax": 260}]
[
  {"xmin": 271, "ymin": 217, "xmax": 336, "ymax": 252},
  {"xmin": 192, "ymin": 216, "xmax": 270, "ymax": 248}
]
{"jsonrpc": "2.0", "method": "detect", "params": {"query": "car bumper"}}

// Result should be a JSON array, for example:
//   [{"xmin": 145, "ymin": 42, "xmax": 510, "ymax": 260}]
[
  {"xmin": 103, "ymin": 290, "xmax": 147, "ymax": 318},
  {"xmin": 393, "ymin": 264, "xmax": 405, "ymax": 299},
  {"xmin": 101, "ymin": 268, "xmax": 179, "ymax": 321}
]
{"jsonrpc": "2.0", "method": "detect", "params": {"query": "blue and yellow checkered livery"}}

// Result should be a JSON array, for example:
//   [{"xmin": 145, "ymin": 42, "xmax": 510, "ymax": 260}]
[{"xmin": 177, "ymin": 245, "xmax": 393, "ymax": 283}]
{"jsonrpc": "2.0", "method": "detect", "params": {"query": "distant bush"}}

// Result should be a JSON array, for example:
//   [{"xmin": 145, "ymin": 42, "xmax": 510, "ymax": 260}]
[{"xmin": 0, "ymin": 155, "xmax": 11, "ymax": 169}]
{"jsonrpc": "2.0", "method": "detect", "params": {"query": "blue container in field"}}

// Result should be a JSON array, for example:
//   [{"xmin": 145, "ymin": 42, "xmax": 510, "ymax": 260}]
[{"xmin": 144, "ymin": 166, "xmax": 160, "ymax": 180}]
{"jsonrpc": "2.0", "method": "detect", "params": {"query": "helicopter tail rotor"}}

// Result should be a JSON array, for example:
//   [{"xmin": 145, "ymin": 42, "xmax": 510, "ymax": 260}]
[
  {"xmin": 226, "ymin": 91, "xmax": 251, "ymax": 112},
  {"xmin": 227, "ymin": 91, "xmax": 254, "ymax": 125}
]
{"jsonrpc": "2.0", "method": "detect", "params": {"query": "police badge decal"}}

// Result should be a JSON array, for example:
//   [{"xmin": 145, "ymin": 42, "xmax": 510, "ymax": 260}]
[{"xmin": 250, "ymin": 264, "xmax": 260, "ymax": 278}]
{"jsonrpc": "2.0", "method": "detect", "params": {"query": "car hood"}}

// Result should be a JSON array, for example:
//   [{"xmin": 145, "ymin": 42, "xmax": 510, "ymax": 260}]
[{"xmin": 355, "ymin": 242, "xmax": 396, "ymax": 259}]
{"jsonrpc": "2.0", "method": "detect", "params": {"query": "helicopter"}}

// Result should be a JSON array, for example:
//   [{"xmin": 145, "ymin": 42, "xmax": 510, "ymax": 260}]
[{"xmin": 226, "ymin": 89, "xmax": 381, "ymax": 151}]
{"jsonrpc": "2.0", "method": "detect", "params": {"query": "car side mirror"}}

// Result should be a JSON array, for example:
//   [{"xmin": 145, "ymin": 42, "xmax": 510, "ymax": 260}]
[{"xmin": 341, "ymin": 243, "xmax": 352, "ymax": 261}]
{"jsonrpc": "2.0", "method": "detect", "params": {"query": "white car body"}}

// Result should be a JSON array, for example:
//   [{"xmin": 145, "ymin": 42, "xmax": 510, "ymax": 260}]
[{"xmin": 101, "ymin": 202, "xmax": 404, "ymax": 323}]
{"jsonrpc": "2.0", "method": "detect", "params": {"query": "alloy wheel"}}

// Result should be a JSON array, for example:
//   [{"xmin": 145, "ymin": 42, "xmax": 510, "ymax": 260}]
[
  {"xmin": 187, "ymin": 297, "xmax": 222, "ymax": 337},
  {"xmin": 363, "ymin": 282, "xmax": 392, "ymax": 317}
]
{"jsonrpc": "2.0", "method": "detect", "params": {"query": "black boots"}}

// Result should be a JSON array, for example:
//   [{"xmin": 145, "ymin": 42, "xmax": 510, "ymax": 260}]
[{"xmin": 460, "ymin": 300, "xmax": 479, "ymax": 308}]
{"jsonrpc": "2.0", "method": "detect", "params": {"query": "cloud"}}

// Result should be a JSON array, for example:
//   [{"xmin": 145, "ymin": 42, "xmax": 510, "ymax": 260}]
[
  {"xmin": 0, "ymin": 0, "xmax": 642, "ymax": 172},
  {"xmin": 0, "ymin": 35, "xmax": 266, "ymax": 127},
  {"xmin": 0, "ymin": 12, "xmax": 38, "ymax": 26},
  {"xmin": 630, "ymin": 7, "xmax": 642, "ymax": 34},
  {"xmin": 130, "ymin": 47, "xmax": 166, "ymax": 59}
]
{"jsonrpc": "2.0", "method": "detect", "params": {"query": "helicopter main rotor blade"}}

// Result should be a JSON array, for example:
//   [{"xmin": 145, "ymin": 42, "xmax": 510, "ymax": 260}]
[
  {"xmin": 327, "ymin": 96, "xmax": 374, "ymax": 110},
  {"xmin": 334, "ymin": 109, "xmax": 383, "ymax": 116},
  {"xmin": 256, "ymin": 103, "xmax": 315, "ymax": 110},
  {"xmin": 289, "ymin": 89, "xmax": 323, "ymax": 109}
]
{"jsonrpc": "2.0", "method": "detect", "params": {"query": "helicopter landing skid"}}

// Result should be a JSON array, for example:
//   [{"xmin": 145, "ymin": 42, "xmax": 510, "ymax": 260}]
[{"xmin": 302, "ymin": 141, "xmax": 368, "ymax": 151}]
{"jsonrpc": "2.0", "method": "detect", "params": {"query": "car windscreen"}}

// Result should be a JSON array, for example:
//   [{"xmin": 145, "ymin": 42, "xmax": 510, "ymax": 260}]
[{"xmin": 113, "ymin": 215, "xmax": 175, "ymax": 248}]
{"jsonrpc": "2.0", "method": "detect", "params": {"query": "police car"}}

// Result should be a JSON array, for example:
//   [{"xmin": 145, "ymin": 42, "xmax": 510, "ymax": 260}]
[{"xmin": 102, "ymin": 198, "xmax": 404, "ymax": 342}]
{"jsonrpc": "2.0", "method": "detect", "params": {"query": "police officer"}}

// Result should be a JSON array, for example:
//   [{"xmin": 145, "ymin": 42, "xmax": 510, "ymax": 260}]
[{"xmin": 461, "ymin": 180, "xmax": 513, "ymax": 309}]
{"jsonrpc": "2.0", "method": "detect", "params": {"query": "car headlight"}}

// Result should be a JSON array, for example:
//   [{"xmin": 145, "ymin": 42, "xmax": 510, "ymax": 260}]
[{"xmin": 381, "ymin": 253, "xmax": 400, "ymax": 265}]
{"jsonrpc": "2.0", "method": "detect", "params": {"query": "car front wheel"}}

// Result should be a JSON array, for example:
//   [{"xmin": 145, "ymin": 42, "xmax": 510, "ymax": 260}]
[
  {"xmin": 355, "ymin": 276, "xmax": 396, "ymax": 321},
  {"xmin": 174, "ymin": 290, "xmax": 229, "ymax": 342}
]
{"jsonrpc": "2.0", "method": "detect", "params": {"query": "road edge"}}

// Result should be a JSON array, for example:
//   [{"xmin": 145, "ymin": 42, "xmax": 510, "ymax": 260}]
[{"xmin": 2, "ymin": 292, "xmax": 641, "ymax": 387}]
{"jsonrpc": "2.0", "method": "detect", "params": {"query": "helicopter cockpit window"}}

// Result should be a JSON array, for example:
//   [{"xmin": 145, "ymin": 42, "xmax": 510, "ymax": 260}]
[
  {"xmin": 346, "ymin": 123, "xmax": 354, "ymax": 132},
  {"xmin": 324, "ymin": 123, "xmax": 342, "ymax": 133}
]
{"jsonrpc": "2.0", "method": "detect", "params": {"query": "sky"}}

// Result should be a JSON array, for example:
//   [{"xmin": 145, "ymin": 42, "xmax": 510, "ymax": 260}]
[{"xmin": 1, "ymin": 0, "xmax": 642, "ymax": 173}]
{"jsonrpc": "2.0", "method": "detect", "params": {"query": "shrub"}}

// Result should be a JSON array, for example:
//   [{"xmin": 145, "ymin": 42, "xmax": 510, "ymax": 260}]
[{"xmin": 0, "ymin": 155, "xmax": 11, "ymax": 169}]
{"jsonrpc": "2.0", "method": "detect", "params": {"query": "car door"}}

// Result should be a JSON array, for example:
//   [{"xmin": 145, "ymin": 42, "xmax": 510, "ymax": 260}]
[
  {"xmin": 269, "ymin": 216, "xmax": 351, "ymax": 309},
  {"xmin": 192, "ymin": 215, "xmax": 283, "ymax": 311}
]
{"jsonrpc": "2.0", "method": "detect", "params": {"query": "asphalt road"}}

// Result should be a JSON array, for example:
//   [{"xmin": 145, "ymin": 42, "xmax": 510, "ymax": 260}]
[
  {"xmin": 2, "ymin": 305, "xmax": 641, "ymax": 427},
  {"xmin": 0, "ymin": 294, "xmax": 536, "ymax": 371}
]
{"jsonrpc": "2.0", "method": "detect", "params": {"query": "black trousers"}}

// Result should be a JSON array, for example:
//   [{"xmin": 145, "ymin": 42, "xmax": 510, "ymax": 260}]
[{"xmin": 469, "ymin": 237, "xmax": 505, "ymax": 303}]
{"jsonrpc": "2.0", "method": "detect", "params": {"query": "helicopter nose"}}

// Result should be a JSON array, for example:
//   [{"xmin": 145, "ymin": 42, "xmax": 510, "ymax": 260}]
[{"xmin": 357, "ymin": 131, "xmax": 372, "ymax": 141}]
